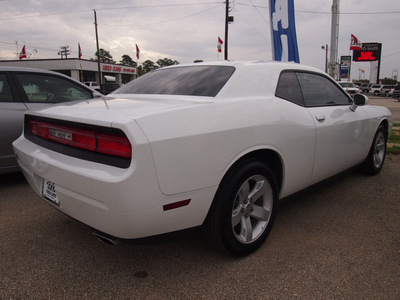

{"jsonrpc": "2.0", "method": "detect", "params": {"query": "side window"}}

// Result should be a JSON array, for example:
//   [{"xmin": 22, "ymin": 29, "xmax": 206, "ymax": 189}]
[
  {"xmin": 16, "ymin": 73, "xmax": 93, "ymax": 103},
  {"xmin": 0, "ymin": 74, "xmax": 13, "ymax": 102},
  {"xmin": 275, "ymin": 71, "xmax": 304, "ymax": 106},
  {"xmin": 296, "ymin": 72, "xmax": 351, "ymax": 107}
]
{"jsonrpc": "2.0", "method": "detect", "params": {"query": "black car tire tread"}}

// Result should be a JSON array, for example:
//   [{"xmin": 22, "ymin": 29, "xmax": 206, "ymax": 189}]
[{"xmin": 202, "ymin": 158, "xmax": 278, "ymax": 257}]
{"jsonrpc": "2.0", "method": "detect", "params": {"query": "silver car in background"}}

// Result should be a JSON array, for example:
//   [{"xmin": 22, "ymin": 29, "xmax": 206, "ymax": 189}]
[{"xmin": 0, "ymin": 66, "xmax": 101, "ymax": 174}]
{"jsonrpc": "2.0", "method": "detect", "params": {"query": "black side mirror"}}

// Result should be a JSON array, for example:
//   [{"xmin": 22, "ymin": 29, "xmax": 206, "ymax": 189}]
[
  {"xmin": 353, "ymin": 93, "xmax": 368, "ymax": 106},
  {"xmin": 350, "ymin": 94, "xmax": 369, "ymax": 111}
]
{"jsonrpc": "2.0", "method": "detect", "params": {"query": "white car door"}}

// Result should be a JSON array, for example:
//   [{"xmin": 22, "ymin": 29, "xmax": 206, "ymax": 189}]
[
  {"xmin": 296, "ymin": 72, "xmax": 370, "ymax": 183},
  {"xmin": 308, "ymin": 105, "xmax": 370, "ymax": 182}
]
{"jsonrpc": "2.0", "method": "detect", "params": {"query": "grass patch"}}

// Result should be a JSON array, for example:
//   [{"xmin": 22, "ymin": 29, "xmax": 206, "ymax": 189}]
[{"xmin": 388, "ymin": 123, "xmax": 400, "ymax": 154}]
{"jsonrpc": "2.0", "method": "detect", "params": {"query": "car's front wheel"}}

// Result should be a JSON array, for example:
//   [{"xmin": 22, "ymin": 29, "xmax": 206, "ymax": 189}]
[
  {"xmin": 361, "ymin": 125, "xmax": 387, "ymax": 175},
  {"xmin": 202, "ymin": 159, "xmax": 278, "ymax": 256}
]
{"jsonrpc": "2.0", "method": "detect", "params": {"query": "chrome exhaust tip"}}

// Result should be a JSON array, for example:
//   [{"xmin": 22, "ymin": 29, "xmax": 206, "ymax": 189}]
[{"xmin": 93, "ymin": 231, "xmax": 117, "ymax": 246}]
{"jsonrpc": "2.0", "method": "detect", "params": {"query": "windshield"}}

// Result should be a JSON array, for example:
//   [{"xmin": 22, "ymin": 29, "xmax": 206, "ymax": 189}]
[{"xmin": 115, "ymin": 66, "xmax": 235, "ymax": 97}]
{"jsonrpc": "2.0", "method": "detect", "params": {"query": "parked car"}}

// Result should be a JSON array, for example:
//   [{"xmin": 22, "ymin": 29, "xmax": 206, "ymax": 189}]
[
  {"xmin": 369, "ymin": 84, "xmax": 384, "ymax": 95},
  {"xmin": 0, "ymin": 66, "xmax": 102, "ymax": 174},
  {"xmin": 380, "ymin": 85, "xmax": 395, "ymax": 97},
  {"xmin": 337, "ymin": 81, "xmax": 360, "ymax": 96},
  {"xmin": 360, "ymin": 83, "xmax": 372, "ymax": 93},
  {"xmin": 101, "ymin": 82, "xmax": 123, "ymax": 95},
  {"xmin": 13, "ymin": 61, "xmax": 392, "ymax": 256},
  {"xmin": 84, "ymin": 81, "xmax": 101, "ymax": 92},
  {"xmin": 392, "ymin": 85, "xmax": 400, "ymax": 100}
]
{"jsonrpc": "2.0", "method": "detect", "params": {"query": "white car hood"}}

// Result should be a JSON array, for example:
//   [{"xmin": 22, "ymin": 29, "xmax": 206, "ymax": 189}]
[{"xmin": 27, "ymin": 95, "xmax": 211, "ymax": 127}]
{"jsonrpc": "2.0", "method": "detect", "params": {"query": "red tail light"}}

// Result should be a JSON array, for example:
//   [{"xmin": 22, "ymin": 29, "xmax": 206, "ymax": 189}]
[
  {"xmin": 97, "ymin": 133, "xmax": 132, "ymax": 158},
  {"xmin": 29, "ymin": 120, "xmax": 131, "ymax": 158}
]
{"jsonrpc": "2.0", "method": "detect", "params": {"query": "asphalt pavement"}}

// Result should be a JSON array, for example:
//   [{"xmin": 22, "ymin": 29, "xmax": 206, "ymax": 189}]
[
  {"xmin": 1, "ymin": 95, "xmax": 399, "ymax": 299},
  {"xmin": 368, "ymin": 95, "xmax": 400, "ymax": 123},
  {"xmin": 1, "ymin": 154, "xmax": 399, "ymax": 299}
]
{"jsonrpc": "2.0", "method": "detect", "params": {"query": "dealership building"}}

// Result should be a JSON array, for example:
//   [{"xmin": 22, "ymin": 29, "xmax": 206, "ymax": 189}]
[{"xmin": 0, "ymin": 58, "xmax": 137, "ymax": 84}]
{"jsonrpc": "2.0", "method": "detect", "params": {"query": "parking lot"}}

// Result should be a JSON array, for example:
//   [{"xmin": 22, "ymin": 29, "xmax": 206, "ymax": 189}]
[
  {"xmin": 368, "ymin": 95, "xmax": 400, "ymax": 122},
  {"xmin": 1, "ymin": 96, "xmax": 399, "ymax": 299}
]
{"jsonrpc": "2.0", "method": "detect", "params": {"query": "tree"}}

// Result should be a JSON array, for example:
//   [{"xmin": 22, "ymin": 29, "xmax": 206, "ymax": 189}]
[
  {"xmin": 120, "ymin": 54, "xmax": 136, "ymax": 67},
  {"xmin": 94, "ymin": 48, "xmax": 115, "ymax": 63},
  {"xmin": 141, "ymin": 60, "xmax": 158, "ymax": 74},
  {"xmin": 381, "ymin": 77, "xmax": 397, "ymax": 85},
  {"xmin": 58, "ymin": 45, "xmax": 70, "ymax": 59},
  {"xmin": 156, "ymin": 58, "xmax": 179, "ymax": 68}
]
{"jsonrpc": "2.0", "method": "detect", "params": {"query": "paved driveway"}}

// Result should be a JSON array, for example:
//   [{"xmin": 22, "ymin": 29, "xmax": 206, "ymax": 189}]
[
  {"xmin": 1, "ymin": 155, "xmax": 399, "ymax": 299},
  {"xmin": 368, "ymin": 96, "xmax": 400, "ymax": 123}
]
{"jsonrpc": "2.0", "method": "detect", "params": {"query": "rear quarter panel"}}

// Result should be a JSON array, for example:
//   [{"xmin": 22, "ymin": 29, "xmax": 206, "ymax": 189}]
[{"xmin": 137, "ymin": 97, "xmax": 317, "ymax": 197}]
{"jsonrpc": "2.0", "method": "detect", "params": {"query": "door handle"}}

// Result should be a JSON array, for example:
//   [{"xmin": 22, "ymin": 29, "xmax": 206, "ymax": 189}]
[{"xmin": 315, "ymin": 115, "xmax": 326, "ymax": 122}]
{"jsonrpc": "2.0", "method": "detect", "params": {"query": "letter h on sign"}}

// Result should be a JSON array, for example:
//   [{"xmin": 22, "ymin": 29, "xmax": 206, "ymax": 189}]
[{"xmin": 270, "ymin": 0, "xmax": 300, "ymax": 63}]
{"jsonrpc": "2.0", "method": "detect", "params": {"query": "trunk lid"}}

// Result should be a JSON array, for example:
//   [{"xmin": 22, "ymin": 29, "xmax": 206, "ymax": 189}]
[{"xmin": 26, "ymin": 95, "xmax": 211, "ymax": 127}]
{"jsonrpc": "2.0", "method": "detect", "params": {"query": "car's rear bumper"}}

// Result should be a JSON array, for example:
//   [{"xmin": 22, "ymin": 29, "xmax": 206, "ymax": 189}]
[{"xmin": 13, "ymin": 136, "xmax": 216, "ymax": 239}]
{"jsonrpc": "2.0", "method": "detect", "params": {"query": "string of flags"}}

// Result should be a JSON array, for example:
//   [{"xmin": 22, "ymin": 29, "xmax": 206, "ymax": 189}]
[
  {"xmin": 77, "ymin": 43, "xmax": 139, "ymax": 61},
  {"xmin": 18, "ymin": 42, "xmax": 139, "ymax": 62}
]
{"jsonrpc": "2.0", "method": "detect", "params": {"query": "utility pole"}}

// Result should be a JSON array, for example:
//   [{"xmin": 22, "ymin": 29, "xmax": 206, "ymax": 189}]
[
  {"xmin": 321, "ymin": 44, "xmax": 329, "ymax": 73},
  {"xmin": 94, "ymin": 10, "xmax": 102, "ymax": 88},
  {"xmin": 224, "ymin": 0, "xmax": 229, "ymax": 60},
  {"xmin": 329, "ymin": 0, "xmax": 340, "ymax": 79},
  {"xmin": 58, "ymin": 45, "xmax": 70, "ymax": 59}
]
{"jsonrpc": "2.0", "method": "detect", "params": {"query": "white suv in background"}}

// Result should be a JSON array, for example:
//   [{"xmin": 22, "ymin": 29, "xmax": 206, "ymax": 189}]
[
  {"xmin": 84, "ymin": 81, "xmax": 101, "ymax": 92},
  {"xmin": 337, "ymin": 81, "xmax": 360, "ymax": 97},
  {"xmin": 369, "ymin": 84, "xmax": 384, "ymax": 95}
]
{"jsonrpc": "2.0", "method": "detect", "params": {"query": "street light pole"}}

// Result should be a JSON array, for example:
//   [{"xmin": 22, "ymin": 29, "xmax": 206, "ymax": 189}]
[
  {"xmin": 321, "ymin": 44, "xmax": 328, "ymax": 73},
  {"xmin": 329, "ymin": 0, "xmax": 340, "ymax": 79},
  {"xmin": 94, "ymin": 10, "xmax": 102, "ymax": 89},
  {"xmin": 224, "ymin": 0, "xmax": 229, "ymax": 60}
]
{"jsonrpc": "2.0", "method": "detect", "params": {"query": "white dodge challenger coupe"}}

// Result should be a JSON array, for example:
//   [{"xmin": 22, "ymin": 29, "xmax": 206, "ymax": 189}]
[{"xmin": 13, "ymin": 61, "xmax": 392, "ymax": 256}]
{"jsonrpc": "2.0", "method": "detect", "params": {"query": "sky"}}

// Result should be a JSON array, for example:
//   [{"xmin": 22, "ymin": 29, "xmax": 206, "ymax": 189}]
[{"xmin": 0, "ymin": 0, "xmax": 399, "ymax": 81}]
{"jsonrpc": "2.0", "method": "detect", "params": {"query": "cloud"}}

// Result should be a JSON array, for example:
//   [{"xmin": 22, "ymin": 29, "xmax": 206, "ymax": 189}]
[{"xmin": 0, "ymin": 0, "xmax": 399, "ymax": 80}]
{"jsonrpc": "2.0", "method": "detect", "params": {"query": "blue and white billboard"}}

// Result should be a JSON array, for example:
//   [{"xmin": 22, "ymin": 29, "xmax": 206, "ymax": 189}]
[{"xmin": 270, "ymin": 0, "xmax": 300, "ymax": 63}]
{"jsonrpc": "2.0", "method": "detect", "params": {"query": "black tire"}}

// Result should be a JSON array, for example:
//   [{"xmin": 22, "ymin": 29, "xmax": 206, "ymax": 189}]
[
  {"xmin": 361, "ymin": 125, "xmax": 387, "ymax": 175},
  {"xmin": 202, "ymin": 159, "xmax": 278, "ymax": 256}
]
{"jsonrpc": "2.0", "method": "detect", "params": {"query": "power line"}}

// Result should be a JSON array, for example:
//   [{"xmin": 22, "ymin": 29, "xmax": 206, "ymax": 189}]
[
  {"xmin": 235, "ymin": 9, "xmax": 269, "ymax": 41},
  {"xmin": 234, "ymin": 3, "xmax": 400, "ymax": 15},
  {"xmin": 296, "ymin": 10, "xmax": 400, "ymax": 15},
  {"xmin": 94, "ymin": 2, "xmax": 223, "ymax": 11},
  {"xmin": 248, "ymin": 0, "xmax": 268, "ymax": 24},
  {"xmin": 100, "ymin": 3, "xmax": 223, "ymax": 27},
  {"xmin": 383, "ymin": 51, "xmax": 400, "ymax": 58},
  {"xmin": 0, "ymin": 9, "xmax": 89, "ymax": 21},
  {"xmin": 0, "ymin": 2, "xmax": 223, "ymax": 21},
  {"xmin": 0, "ymin": 40, "xmax": 58, "ymax": 52}
]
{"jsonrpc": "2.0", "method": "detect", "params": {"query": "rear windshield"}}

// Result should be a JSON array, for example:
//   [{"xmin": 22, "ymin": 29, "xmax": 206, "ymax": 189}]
[{"xmin": 115, "ymin": 66, "xmax": 235, "ymax": 97}]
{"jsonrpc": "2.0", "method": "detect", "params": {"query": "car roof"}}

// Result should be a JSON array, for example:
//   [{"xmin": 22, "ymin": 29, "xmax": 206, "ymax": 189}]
[
  {"xmin": 162, "ymin": 60, "xmax": 321, "ymax": 72},
  {"xmin": 0, "ymin": 66, "xmax": 79, "ymax": 83},
  {"xmin": 127, "ymin": 60, "xmax": 328, "ymax": 99},
  {"xmin": 0, "ymin": 65, "xmax": 65, "ymax": 74},
  {"xmin": 0, "ymin": 65, "xmax": 103, "ymax": 96}
]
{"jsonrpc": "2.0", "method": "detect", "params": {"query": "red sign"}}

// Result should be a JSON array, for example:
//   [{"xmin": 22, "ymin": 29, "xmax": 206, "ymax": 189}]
[
  {"xmin": 357, "ymin": 51, "xmax": 376, "ymax": 61},
  {"xmin": 352, "ymin": 43, "xmax": 381, "ymax": 62},
  {"xmin": 102, "ymin": 64, "xmax": 136, "ymax": 74}
]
